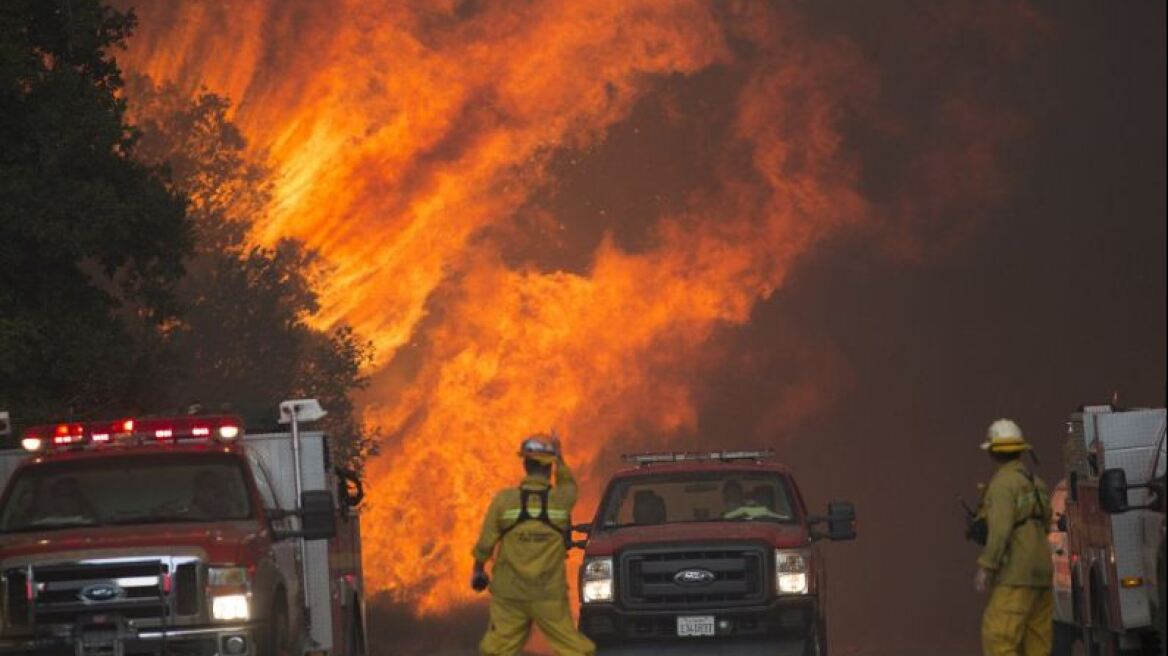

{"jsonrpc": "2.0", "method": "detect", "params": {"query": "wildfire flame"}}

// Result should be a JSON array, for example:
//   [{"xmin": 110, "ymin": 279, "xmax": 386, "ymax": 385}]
[{"xmin": 117, "ymin": 0, "xmax": 1041, "ymax": 612}]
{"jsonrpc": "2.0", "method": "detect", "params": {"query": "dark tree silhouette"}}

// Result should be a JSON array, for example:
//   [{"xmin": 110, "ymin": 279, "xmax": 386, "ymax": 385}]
[
  {"xmin": 0, "ymin": 0, "xmax": 191, "ymax": 424},
  {"xmin": 126, "ymin": 76, "xmax": 377, "ymax": 474}
]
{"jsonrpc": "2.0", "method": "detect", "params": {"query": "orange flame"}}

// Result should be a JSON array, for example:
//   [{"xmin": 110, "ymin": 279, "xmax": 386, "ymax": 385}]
[{"xmin": 117, "ymin": 0, "xmax": 1041, "ymax": 612}]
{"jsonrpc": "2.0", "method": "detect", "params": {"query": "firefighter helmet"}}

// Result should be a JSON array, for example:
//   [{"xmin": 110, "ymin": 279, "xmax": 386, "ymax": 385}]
[
  {"xmin": 519, "ymin": 433, "xmax": 558, "ymax": 463},
  {"xmin": 980, "ymin": 418, "xmax": 1031, "ymax": 453}
]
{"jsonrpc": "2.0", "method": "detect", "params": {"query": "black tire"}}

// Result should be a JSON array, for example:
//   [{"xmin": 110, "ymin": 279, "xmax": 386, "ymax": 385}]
[
  {"xmin": 1158, "ymin": 532, "xmax": 1166, "ymax": 656},
  {"xmin": 803, "ymin": 621, "xmax": 826, "ymax": 656},
  {"xmin": 262, "ymin": 596, "xmax": 293, "ymax": 656},
  {"xmin": 1087, "ymin": 577, "xmax": 1122, "ymax": 656},
  {"xmin": 345, "ymin": 604, "xmax": 367, "ymax": 656},
  {"xmin": 1054, "ymin": 621, "xmax": 1080, "ymax": 656}
]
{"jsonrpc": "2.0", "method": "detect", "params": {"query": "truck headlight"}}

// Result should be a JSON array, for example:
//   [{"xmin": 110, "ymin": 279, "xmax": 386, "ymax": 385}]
[
  {"xmin": 582, "ymin": 557, "xmax": 614, "ymax": 603},
  {"xmin": 212, "ymin": 594, "xmax": 250, "ymax": 621},
  {"xmin": 775, "ymin": 549, "xmax": 809, "ymax": 595}
]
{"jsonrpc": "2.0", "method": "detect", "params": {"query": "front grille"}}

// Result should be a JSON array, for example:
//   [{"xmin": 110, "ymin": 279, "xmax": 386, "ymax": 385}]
[
  {"xmin": 174, "ymin": 563, "xmax": 199, "ymax": 616},
  {"xmin": 3, "ymin": 569, "xmax": 31, "ymax": 628},
  {"xmin": 620, "ymin": 545, "xmax": 767, "ymax": 609},
  {"xmin": 3, "ymin": 556, "xmax": 201, "ymax": 630}
]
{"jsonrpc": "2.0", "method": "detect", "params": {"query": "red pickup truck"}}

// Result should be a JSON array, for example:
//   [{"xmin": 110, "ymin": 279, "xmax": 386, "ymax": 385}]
[{"xmin": 575, "ymin": 450, "xmax": 856, "ymax": 656}]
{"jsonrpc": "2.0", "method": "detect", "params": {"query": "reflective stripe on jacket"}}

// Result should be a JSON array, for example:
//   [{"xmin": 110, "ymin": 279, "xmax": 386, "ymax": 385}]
[
  {"xmin": 977, "ymin": 459, "xmax": 1053, "ymax": 587},
  {"xmin": 472, "ymin": 461, "xmax": 578, "ymax": 600}
]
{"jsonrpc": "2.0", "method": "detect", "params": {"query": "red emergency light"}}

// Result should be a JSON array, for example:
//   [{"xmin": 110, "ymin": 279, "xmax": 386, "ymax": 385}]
[{"xmin": 21, "ymin": 415, "xmax": 244, "ymax": 452}]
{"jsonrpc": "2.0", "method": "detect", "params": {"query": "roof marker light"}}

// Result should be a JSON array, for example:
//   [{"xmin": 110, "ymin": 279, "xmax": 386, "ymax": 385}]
[{"xmin": 121, "ymin": 419, "xmax": 135, "ymax": 433}]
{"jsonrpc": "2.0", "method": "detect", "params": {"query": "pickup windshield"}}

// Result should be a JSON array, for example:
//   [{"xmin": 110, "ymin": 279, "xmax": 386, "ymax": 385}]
[
  {"xmin": 598, "ymin": 471, "xmax": 796, "ymax": 529},
  {"xmin": 0, "ymin": 454, "xmax": 253, "ymax": 533}
]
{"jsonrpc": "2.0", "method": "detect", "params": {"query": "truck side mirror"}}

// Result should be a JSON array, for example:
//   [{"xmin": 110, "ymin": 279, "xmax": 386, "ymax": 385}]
[
  {"xmin": 335, "ymin": 467, "xmax": 364, "ymax": 508},
  {"xmin": 825, "ymin": 501, "xmax": 856, "ymax": 541},
  {"xmin": 1099, "ymin": 468, "xmax": 1130, "ymax": 514},
  {"xmin": 569, "ymin": 523, "xmax": 592, "ymax": 550},
  {"xmin": 300, "ymin": 490, "xmax": 338, "ymax": 540}
]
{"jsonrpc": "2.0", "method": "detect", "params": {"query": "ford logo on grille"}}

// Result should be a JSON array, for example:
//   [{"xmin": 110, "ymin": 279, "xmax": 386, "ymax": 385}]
[
  {"xmin": 673, "ymin": 568, "xmax": 716, "ymax": 586},
  {"xmin": 79, "ymin": 582, "xmax": 124, "ymax": 603}
]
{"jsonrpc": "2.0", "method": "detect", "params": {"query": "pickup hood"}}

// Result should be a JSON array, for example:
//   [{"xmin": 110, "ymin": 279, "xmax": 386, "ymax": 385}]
[
  {"xmin": 0, "ymin": 521, "xmax": 263, "ymax": 565},
  {"xmin": 584, "ymin": 520, "xmax": 809, "ymax": 557}
]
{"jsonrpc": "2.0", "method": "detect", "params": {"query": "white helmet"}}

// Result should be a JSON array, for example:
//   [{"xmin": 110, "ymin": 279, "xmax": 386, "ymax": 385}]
[
  {"xmin": 980, "ymin": 418, "xmax": 1031, "ymax": 453},
  {"xmin": 518, "ymin": 433, "xmax": 558, "ymax": 463}
]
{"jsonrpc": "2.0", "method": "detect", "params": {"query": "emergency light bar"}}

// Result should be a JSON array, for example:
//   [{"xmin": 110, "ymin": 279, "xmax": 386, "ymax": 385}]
[
  {"xmin": 21, "ymin": 414, "xmax": 244, "ymax": 452},
  {"xmin": 621, "ymin": 449, "xmax": 775, "ymax": 466}
]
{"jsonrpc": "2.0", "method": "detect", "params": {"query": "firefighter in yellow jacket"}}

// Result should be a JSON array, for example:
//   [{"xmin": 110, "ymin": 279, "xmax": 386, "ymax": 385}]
[
  {"xmin": 974, "ymin": 419, "xmax": 1053, "ymax": 656},
  {"xmin": 472, "ymin": 433, "xmax": 596, "ymax": 656}
]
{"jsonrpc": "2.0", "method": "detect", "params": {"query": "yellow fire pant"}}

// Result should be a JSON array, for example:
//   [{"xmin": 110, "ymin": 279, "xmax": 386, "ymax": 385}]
[
  {"xmin": 981, "ymin": 584, "xmax": 1053, "ymax": 656},
  {"xmin": 479, "ymin": 595, "xmax": 595, "ymax": 656}
]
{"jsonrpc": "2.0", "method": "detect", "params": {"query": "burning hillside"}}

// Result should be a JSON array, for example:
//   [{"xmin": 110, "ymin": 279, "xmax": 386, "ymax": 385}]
[{"xmin": 116, "ymin": 0, "xmax": 1044, "ymax": 612}]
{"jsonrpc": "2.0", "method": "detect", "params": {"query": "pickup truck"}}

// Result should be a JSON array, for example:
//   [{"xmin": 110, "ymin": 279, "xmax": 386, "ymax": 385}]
[{"xmin": 575, "ymin": 450, "xmax": 855, "ymax": 656}]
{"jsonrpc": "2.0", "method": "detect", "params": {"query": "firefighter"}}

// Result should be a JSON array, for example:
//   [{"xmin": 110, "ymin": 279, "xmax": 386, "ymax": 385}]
[
  {"xmin": 471, "ymin": 433, "xmax": 596, "ymax": 656},
  {"xmin": 973, "ymin": 419, "xmax": 1053, "ymax": 656}
]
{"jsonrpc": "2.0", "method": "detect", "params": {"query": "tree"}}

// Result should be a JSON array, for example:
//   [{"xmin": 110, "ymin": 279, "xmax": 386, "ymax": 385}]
[
  {"xmin": 125, "ymin": 76, "xmax": 377, "ymax": 474},
  {"xmin": 0, "ymin": 0, "xmax": 190, "ymax": 425}
]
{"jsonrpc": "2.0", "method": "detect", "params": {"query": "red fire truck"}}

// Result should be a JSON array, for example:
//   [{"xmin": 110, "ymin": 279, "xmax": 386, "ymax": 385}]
[{"xmin": 0, "ymin": 399, "xmax": 366, "ymax": 656}]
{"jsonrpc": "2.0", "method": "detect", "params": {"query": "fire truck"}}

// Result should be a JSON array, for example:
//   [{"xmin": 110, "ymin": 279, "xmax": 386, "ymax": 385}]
[
  {"xmin": 0, "ymin": 399, "xmax": 366, "ymax": 656},
  {"xmin": 1056, "ymin": 404, "xmax": 1166, "ymax": 656},
  {"xmin": 574, "ymin": 450, "xmax": 856, "ymax": 656}
]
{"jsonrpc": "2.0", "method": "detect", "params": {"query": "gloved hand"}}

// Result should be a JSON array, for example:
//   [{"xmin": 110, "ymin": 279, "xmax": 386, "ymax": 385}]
[
  {"xmin": 471, "ymin": 570, "xmax": 490, "ymax": 592},
  {"xmin": 974, "ymin": 567, "xmax": 990, "ymax": 593}
]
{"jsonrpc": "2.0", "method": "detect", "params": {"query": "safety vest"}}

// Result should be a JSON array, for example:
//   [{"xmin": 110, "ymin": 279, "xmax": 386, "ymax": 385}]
[{"xmin": 499, "ymin": 487, "xmax": 572, "ymax": 550}]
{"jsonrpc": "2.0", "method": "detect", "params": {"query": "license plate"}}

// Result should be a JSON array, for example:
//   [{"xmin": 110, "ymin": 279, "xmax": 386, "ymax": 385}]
[{"xmin": 676, "ymin": 615, "xmax": 715, "ymax": 637}]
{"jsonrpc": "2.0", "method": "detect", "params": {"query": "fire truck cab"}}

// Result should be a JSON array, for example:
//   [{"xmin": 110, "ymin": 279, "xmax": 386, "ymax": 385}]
[
  {"xmin": 0, "ymin": 399, "xmax": 366, "ymax": 656},
  {"xmin": 1057, "ymin": 404, "xmax": 1166, "ymax": 655}
]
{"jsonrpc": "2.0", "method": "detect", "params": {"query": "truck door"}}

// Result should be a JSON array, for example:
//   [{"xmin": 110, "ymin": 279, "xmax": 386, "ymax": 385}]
[
  {"xmin": 246, "ymin": 451, "xmax": 303, "ymax": 629},
  {"xmin": 0, "ymin": 449, "xmax": 27, "ymax": 493}
]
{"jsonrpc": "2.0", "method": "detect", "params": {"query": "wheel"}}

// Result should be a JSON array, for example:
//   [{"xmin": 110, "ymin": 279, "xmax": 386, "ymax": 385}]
[
  {"xmin": 1086, "ymin": 577, "xmax": 1122, "ymax": 656},
  {"xmin": 345, "ymin": 605, "xmax": 367, "ymax": 656},
  {"xmin": 1054, "ymin": 621, "xmax": 1080, "ymax": 656},
  {"xmin": 261, "ymin": 596, "xmax": 294, "ymax": 656},
  {"xmin": 1158, "ymin": 533, "xmax": 1166, "ymax": 656},
  {"xmin": 803, "ymin": 620, "xmax": 826, "ymax": 656}
]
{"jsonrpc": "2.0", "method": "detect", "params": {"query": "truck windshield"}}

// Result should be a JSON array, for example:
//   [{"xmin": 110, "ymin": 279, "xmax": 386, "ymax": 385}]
[
  {"xmin": 598, "ymin": 472, "xmax": 796, "ymax": 528},
  {"xmin": 0, "ymin": 454, "xmax": 253, "ymax": 532}
]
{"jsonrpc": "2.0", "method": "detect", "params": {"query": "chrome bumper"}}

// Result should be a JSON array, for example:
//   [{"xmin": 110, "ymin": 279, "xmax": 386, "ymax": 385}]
[{"xmin": 0, "ymin": 621, "xmax": 260, "ymax": 655}]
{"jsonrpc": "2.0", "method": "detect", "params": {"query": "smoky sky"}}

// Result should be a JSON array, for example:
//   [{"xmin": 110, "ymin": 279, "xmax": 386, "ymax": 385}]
[
  {"xmin": 484, "ymin": 2, "xmax": 1165, "ymax": 652},
  {"xmin": 113, "ymin": 0, "xmax": 1165, "ymax": 651}
]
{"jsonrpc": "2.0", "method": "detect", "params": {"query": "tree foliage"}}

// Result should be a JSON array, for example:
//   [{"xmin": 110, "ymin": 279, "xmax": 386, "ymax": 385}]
[
  {"xmin": 0, "ymin": 1, "xmax": 375, "ymax": 474},
  {"xmin": 0, "ymin": 0, "xmax": 190, "ymax": 422},
  {"xmin": 126, "ymin": 77, "xmax": 377, "ymax": 473}
]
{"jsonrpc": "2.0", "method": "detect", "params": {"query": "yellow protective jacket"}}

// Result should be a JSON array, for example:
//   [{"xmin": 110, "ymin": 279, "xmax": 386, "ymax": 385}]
[
  {"xmin": 472, "ymin": 461, "xmax": 578, "ymax": 601},
  {"xmin": 977, "ymin": 459, "xmax": 1053, "ymax": 587}
]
